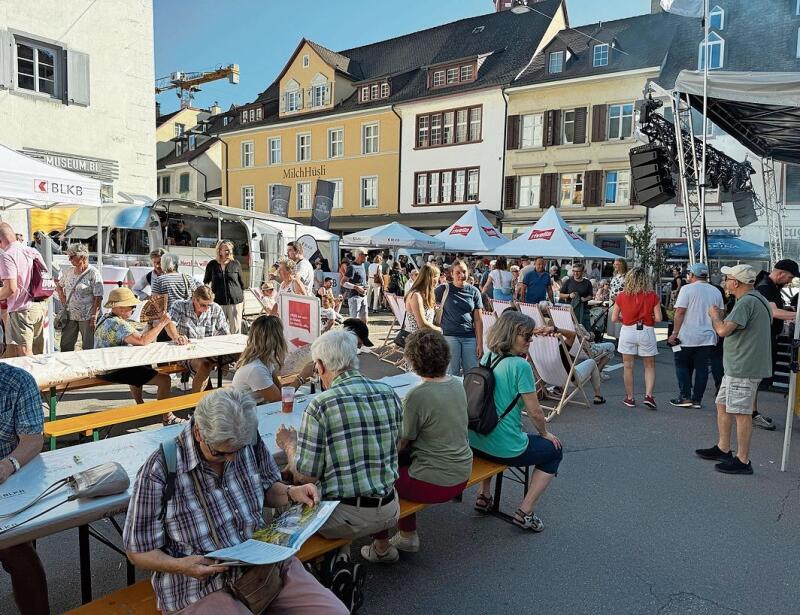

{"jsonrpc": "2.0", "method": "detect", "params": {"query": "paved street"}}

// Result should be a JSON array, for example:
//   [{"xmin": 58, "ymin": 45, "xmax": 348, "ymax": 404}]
[{"xmin": 1, "ymin": 313, "xmax": 799, "ymax": 614}]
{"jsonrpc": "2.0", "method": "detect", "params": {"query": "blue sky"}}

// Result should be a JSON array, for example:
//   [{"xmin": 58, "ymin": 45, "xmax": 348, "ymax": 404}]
[{"xmin": 154, "ymin": 0, "xmax": 650, "ymax": 113}]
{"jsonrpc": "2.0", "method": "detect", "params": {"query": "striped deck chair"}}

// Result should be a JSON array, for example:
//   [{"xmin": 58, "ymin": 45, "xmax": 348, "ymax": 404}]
[
  {"xmin": 546, "ymin": 304, "xmax": 586, "ymax": 358},
  {"xmin": 517, "ymin": 301, "xmax": 546, "ymax": 327},
  {"xmin": 492, "ymin": 300, "xmax": 513, "ymax": 316},
  {"xmin": 528, "ymin": 332, "xmax": 592, "ymax": 422},
  {"xmin": 377, "ymin": 293, "xmax": 408, "ymax": 369},
  {"xmin": 480, "ymin": 310, "xmax": 497, "ymax": 350}
]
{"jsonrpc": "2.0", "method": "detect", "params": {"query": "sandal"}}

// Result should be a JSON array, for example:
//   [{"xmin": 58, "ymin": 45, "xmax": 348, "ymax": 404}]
[
  {"xmin": 473, "ymin": 493, "xmax": 493, "ymax": 514},
  {"xmin": 163, "ymin": 415, "xmax": 188, "ymax": 426},
  {"xmin": 513, "ymin": 508, "xmax": 544, "ymax": 532},
  {"xmin": 593, "ymin": 395, "xmax": 606, "ymax": 405}
]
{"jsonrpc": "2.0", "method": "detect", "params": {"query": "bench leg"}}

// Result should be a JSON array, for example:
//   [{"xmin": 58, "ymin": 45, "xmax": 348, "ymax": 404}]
[
  {"xmin": 217, "ymin": 357, "xmax": 223, "ymax": 388},
  {"xmin": 79, "ymin": 525, "xmax": 92, "ymax": 604},
  {"xmin": 48, "ymin": 387, "xmax": 57, "ymax": 451},
  {"xmin": 92, "ymin": 430, "xmax": 99, "ymax": 442}
]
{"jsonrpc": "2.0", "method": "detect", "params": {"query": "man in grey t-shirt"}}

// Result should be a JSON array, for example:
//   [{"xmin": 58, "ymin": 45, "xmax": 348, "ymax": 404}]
[{"xmin": 696, "ymin": 265, "xmax": 772, "ymax": 475}]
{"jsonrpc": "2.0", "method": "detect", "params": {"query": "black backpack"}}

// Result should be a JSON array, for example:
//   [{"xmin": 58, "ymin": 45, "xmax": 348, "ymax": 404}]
[{"xmin": 463, "ymin": 353, "xmax": 521, "ymax": 435}]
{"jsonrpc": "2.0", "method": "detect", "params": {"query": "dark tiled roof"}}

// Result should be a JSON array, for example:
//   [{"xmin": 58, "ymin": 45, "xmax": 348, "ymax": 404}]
[
  {"xmin": 217, "ymin": 0, "xmax": 562, "ymax": 134},
  {"xmin": 516, "ymin": 11, "xmax": 681, "ymax": 86},
  {"xmin": 157, "ymin": 137, "xmax": 219, "ymax": 169},
  {"xmin": 155, "ymin": 106, "xmax": 205, "ymax": 127},
  {"xmin": 307, "ymin": 40, "xmax": 362, "ymax": 80}
]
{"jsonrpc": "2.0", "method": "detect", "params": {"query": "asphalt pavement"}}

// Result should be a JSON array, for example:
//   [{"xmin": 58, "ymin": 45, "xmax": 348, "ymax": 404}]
[{"xmin": 1, "ymin": 311, "xmax": 798, "ymax": 615}]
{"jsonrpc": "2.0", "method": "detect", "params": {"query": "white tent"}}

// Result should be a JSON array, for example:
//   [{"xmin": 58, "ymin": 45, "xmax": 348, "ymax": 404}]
[
  {"xmin": 493, "ymin": 207, "xmax": 619, "ymax": 259},
  {"xmin": 342, "ymin": 221, "xmax": 444, "ymax": 251},
  {"xmin": 434, "ymin": 206, "xmax": 508, "ymax": 253}
]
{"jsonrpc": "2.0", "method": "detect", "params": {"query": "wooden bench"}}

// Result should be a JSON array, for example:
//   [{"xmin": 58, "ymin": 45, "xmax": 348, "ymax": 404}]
[
  {"xmin": 65, "ymin": 458, "xmax": 508, "ymax": 615},
  {"xmin": 45, "ymin": 388, "xmax": 210, "ymax": 449}
]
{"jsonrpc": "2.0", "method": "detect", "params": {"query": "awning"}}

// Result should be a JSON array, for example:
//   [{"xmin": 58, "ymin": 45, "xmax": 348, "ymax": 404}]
[
  {"xmin": 342, "ymin": 222, "xmax": 444, "ymax": 251},
  {"xmin": 673, "ymin": 70, "xmax": 800, "ymax": 165}
]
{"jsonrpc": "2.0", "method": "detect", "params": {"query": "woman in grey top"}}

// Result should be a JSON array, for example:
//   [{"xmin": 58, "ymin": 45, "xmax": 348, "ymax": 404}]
[
  {"xmin": 151, "ymin": 253, "xmax": 200, "ymax": 309},
  {"xmin": 56, "ymin": 243, "xmax": 103, "ymax": 351}
]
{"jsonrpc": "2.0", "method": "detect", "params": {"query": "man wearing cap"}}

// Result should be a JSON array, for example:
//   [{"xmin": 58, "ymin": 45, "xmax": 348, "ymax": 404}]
[
  {"xmin": 696, "ymin": 265, "xmax": 772, "ymax": 475},
  {"xmin": 751, "ymin": 259, "xmax": 799, "ymax": 428},
  {"xmin": 668, "ymin": 263, "xmax": 724, "ymax": 409}
]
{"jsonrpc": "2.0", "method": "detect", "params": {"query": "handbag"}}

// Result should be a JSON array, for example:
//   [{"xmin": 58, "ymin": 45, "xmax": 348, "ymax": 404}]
[
  {"xmin": 433, "ymin": 283, "xmax": 450, "ymax": 327},
  {"xmin": 189, "ymin": 471, "xmax": 284, "ymax": 614},
  {"xmin": 394, "ymin": 313, "xmax": 410, "ymax": 348},
  {"xmin": 55, "ymin": 269, "xmax": 91, "ymax": 331}
]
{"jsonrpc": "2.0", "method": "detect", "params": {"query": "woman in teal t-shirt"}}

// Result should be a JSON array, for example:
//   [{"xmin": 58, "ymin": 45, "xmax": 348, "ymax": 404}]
[{"xmin": 470, "ymin": 310, "xmax": 563, "ymax": 532}]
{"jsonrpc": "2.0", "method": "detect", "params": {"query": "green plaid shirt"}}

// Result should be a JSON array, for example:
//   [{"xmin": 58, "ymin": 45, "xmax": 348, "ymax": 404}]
[{"xmin": 296, "ymin": 370, "xmax": 401, "ymax": 499}]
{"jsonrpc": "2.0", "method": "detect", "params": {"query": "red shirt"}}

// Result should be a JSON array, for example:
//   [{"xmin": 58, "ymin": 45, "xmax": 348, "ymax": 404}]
[{"xmin": 615, "ymin": 291, "xmax": 660, "ymax": 326}]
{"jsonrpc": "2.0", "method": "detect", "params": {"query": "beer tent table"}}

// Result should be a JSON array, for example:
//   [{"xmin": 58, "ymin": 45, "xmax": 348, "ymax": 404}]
[{"xmin": 433, "ymin": 205, "xmax": 509, "ymax": 253}]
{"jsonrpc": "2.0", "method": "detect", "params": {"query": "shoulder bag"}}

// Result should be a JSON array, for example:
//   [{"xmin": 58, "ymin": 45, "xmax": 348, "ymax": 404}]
[
  {"xmin": 433, "ymin": 283, "xmax": 450, "ymax": 327},
  {"xmin": 394, "ymin": 312, "xmax": 410, "ymax": 348},
  {"xmin": 55, "ymin": 269, "xmax": 92, "ymax": 331}
]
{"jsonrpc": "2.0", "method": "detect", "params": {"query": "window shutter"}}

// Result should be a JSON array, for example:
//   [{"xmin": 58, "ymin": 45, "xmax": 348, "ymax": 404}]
[
  {"xmin": 298, "ymin": 88, "xmax": 304, "ymax": 109},
  {"xmin": 66, "ymin": 50, "xmax": 91, "ymax": 106},
  {"xmin": 504, "ymin": 176, "xmax": 518, "ymax": 209},
  {"xmin": 540, "ymin": 173, "xmax": 558, "ymax": 207},
  {"xmin": 585, "ymin": 170, "xmax": 602, "ymax": 206},
  {"xmin": 592, "ymin": 104, "xmax": 607, "ymax": 142},
  {"xmin": 279, "ymin": 95, "xmax": 286, "ymax": 113},
  {"xmin": 0, "ymin": 30, "xmax": 13, "ymax": 90},
  {"xmin": 545, "ymin": 110, "xmax": 561, "ymax": 146},
  {"xmin": 574, "ymin": 107, "xmax": 587, "ymax": 144},
  {"xmin": 506, "ymin": 115, "xmax": 520, "ymax": 150}
]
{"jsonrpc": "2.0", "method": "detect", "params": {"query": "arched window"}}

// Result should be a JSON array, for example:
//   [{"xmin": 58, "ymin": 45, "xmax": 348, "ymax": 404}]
[
  {"xmin": 698, "ymin": 32, "xmax": 724, "ymax": 70},
  {"xmin": 709, "ymin": 5, "xmax": 724, "ymax": 30},
  {"xmin": 310, "ymin": 73, "xmax": 329, "ymax": 108}
]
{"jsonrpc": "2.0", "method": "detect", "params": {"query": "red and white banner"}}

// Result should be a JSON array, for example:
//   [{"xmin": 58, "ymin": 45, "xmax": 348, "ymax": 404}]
[
  {"xmin": 482, "ymin": 225, "xmax": 500, "ymax": 238},
  {"xmin": 449, "ymin": 224, "xmax": 472, "ymax": 237},
  {"xmin": 529, "ymin": 228, "xmax": 555, "ymax": 241},
  {"xmin": 279, "ymin": 293, "xmax": 321, "ymax": 350}
]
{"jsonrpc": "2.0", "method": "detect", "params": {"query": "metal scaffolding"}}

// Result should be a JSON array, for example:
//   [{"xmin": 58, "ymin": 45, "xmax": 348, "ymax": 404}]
[{"xmin": 760, "ymin": 156, "xmax": 785, "ymax": 265}]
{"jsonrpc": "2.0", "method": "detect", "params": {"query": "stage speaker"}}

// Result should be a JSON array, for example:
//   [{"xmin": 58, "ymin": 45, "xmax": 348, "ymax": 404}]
[
  {"xmin": 630, "ymin": 143, "xmax": 676, "ymax": 208},
  {"xmin": 732, "ymin": 190, "xmax": 757, "ymax": 227}
]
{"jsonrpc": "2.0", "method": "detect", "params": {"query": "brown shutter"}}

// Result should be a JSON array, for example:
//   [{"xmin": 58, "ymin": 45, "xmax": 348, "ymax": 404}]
[
  {"xmin": 585, "ymin": 170, "xmax": 602, "ymax": 206},
  {"xmin": 540, "ymin": 173, "xmax": 559, "ymax": 207},
  {"xmin": 545, "ymin": 109, "xmax": 561, "ymax": 146},
  {"xmin": 506, "ymin": 115, "xmax": 520, "ymax": 150},
  {"xmin": 574, "ymin": 107, "xmax": 587, "ymax": 144},
  {"xmin": 592, "ymin": 104, "xmax": 607, "ymax": 143},
  {"xmin": 504, "ymin": 176, "xmax": 518, "ymax": 209}
]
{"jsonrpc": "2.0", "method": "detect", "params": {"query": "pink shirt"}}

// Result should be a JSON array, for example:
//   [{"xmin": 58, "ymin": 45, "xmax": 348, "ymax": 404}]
[{"xmin": 0, "ymin": 243, "xmax": 41, "ymax": 313}]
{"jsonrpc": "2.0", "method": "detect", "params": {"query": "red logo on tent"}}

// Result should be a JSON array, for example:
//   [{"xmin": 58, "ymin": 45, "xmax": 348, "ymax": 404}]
[
  {"xmin": 566, "ymin": 230, "xmax": 582, "ymax": 240},
  {"xmin": 529, "ymin": 228, "xmax": 555, "ymax": 241},
  {"xmin": 35, "ymin": 180, "xmax": 48, "ymax": 193},
  {"xmin": 481, "ymin": 226, "xmax": 500, "ymax": 238},
  {"xmin": 449, "ymin": 224, "xmax": 472, "ymax": 236}
]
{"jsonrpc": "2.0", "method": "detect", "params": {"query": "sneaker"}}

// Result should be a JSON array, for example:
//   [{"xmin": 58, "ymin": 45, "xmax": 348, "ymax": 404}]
[
  {"xmin": 622, "ymin": 398, "xmax": 636, "ymax": 408},
  {"xmin": 600, "ymin": 372, "xmax": 611, "ymax": 382},
  {"xmin": 691, "ymin": 401, "xmax": 702, "ymax": 409},
  {"xmin": 360, "ymin": 543, "xmax": 399, "ymax": 564},
  {"xmin": 753, "ymin": 414, "xmax": 776, "ymax": 431},
  {"xmin": 715, "ymin": 457, "xmax": 753, "ymax": 475},
  {"xmin": 670, "ymin": 398, "xmax": 693, "ymax": 408},
  {"xmin": 389, "ymin": 532, "xmax": 420, "ymax": 553},
  {"xmin": 695, "ymin": 445, "xmax": 733, "ymax": 461},
  {"xmin": 643, "ymin": 396, "xmax": 657, "ymax": 409}
]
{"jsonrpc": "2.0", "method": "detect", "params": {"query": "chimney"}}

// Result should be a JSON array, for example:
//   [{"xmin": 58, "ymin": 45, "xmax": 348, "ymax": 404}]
[
  {"xmin": 651, "ymin": 0, "xmax": 663, "ymax": 13},
  {"xmin": 210, "ymin": 101, "xmax": 222, "ymax": 116},
  {"xmin": 494, "ymin": 0, "xmax": 513, "ymax": 11},
  {"xmin": 156, "ymin": 100, "xmax": 161, "ymax": 118}
]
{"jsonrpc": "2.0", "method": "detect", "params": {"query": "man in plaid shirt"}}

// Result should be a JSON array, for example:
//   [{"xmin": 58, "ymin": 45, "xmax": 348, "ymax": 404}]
[
  {"xmin": 277, "ymin": 329, "xmax": 401, "ymax": 544},
  {"xmin": 168, "ymin": 285, "xmax": 230, "ymax": 392}
]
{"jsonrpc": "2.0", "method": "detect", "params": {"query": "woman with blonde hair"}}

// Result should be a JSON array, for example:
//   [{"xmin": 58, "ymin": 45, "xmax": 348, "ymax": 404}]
[
  {"xmin": 611, "ymin": 267, "xmax": 662, "ymax": 409},
  {"xmin": 204, "ymin": 239, "xmax": 245, "ymax": 334},
  {"xmin": 403, "ymin": 263, "xmax": 441, "ymax": 335},
  {"xmin": 231, "ymin": 314, "xmax": 287, "ymax": 403},
  {"xmin": 481, "ymin": 255, "xmax": 514, "ymax": 301},
  {"xmin": 272, "ymin": 257, "xmax": 308, "ymax": 315}
]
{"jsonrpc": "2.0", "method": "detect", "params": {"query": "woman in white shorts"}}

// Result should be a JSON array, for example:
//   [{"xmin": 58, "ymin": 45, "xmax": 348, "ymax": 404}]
[{"xmin": 611, "ymin": 268, "xmax": 662, "ymax": 409}]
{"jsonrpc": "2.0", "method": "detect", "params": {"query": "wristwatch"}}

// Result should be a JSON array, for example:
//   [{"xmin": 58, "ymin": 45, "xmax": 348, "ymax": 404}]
[{"xmin": 7, "ymin": 457, "xmax": 20, "ymax": 473}]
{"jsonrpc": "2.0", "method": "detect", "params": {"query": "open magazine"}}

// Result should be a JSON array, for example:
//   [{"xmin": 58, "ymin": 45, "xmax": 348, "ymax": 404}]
[{"xmin": 207, "ymin": 501, "xmax": 338, "ymax": 565}]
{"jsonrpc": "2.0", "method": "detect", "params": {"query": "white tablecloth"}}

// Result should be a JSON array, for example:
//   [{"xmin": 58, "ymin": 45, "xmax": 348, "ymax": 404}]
[
  {"xmin": 0, "ymin": 371, "xmax": 422, "ymax": 548},
  {"xmin": 0, "ymin": 334, "xmax": 248, "ymax": 389}
]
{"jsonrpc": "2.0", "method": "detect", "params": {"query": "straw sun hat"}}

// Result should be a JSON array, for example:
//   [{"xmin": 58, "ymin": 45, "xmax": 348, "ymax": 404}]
[{"xmin": 104, "ymin": 287, "xmax": 140, "ymax": 309}]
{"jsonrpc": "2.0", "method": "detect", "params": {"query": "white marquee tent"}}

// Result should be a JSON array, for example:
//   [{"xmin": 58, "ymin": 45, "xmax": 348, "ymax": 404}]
[
  {"xmin": 342, "ymin": 221, "xmax": 444, "ymax": 251},
  {"xmin": 434, "ymin": 206, "xmax": 508, "ymax": 253}
]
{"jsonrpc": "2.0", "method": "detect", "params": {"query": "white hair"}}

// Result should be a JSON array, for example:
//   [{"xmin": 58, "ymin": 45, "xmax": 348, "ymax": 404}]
[
  {"xmin": 353, "ymin": 248, "xmax": 366, "ymax": 257},
  {"xmin": 194, "ymin": 388, "xmax": 258, "ymax": 448},
  {"xmin": 311, "ymin": 329, "xmax": 359, "ymax": 373},
  {"xmin": 161, "ymin": 253, "xmax": 180, "ymax": 272},
  {"xmin": 67, "ymin": 243, "xmax": 90, "ymax": 260}
]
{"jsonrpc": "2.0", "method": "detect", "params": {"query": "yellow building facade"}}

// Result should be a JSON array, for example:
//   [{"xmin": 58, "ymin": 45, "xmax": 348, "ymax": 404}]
[{"xmin": 221, "ymin": 41, "xmax": 400, "ymax": 230}]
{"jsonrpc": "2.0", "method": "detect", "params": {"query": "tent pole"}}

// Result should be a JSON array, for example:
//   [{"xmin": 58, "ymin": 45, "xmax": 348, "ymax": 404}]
[
  {"xmin": 780, "ymin": 307, "xmax": 800, "ymax": 471},
  {"xmin": 43, "ymin": 229, "xmax": 55, "ymax": 354},
  {"xmin": 698, "ymin": 0, "xmax": 710, "ymax": 264},
  {"xmin": 96, "ymin": 207, "xmax": 103, "ymax": 271}
]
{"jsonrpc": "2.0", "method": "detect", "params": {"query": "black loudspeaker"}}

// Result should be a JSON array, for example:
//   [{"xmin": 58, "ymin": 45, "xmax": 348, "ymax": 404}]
[
  {"xmin": 629, "ymin": 143, "xmax": 676, "ymax": 208},
  {"xmin": 732, "ymin": 190, "xmax": 757, "ymax": 227}
]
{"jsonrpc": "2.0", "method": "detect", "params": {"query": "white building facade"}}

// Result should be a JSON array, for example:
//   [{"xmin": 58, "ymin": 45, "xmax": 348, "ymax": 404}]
[
  {"xmin": 398, "ymin": 88, "xmax": 507, "ymax": 231},
  {"xmin": 0, "ymin": 0, "xmax": 156, "ymax": 231}
]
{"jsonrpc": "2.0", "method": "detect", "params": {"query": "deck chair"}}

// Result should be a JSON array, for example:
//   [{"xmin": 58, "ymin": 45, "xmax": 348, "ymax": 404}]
[
  {"xmin": 546, "ymin": 304, "xmax": 586, "ymax": 358},
  {"xmin": 517, "ymin": 301, "xmax": 546, "ymax": 327},
  {"xmin": 492, "ymin": 300, "xmax": 513, "ymax": 316},
  {"xmin": 480, "ymin": 310, "xmax": 497, "ymax": 350},
  {"xmin": 528, "ymin": 332, "xmax": 592, "ymax": 422},
  {"xmin": 377, "ymin": 293, "xmax": 408, "ymax": 369}
]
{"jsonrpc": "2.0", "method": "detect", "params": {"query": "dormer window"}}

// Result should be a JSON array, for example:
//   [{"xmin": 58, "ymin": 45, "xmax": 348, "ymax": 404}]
[
  {"xmin": 548, "ymin": 51, "xmax": 564, "ymax": 74},
  {"xmin": 593, "ymin": 43, "xmax": 609, "ymax": 67},
  {"xmin": 432, "ymin": 70, "xmax": 445, "ymax": 87},
  {"xmin": 359, "ymin": 81, "xmax": 391, "ymax": 102},
  {"xmin": 188, "ymin": 135, "xmax": 197, "ymax": 150},
  {"xmin": 283, "ymin": 80, "xmax": 302, "ymax": 113},
  {"xmin": 699, "ymin": 32, "xmax": 724, "ymax": 70},
  {"xmin": 311, "ymin": 74, "xmax": 330, "ymax": 108},
  {"xmin": 428, "ymin": 61, "xmax": 478, "ymax": 89},
  {"xmin": 709, "ymin": 5, "xmax": 724, "ymax": 30},
  {"xmin": 380, "ymin": 83, "xmax": 390, "ymax": 98},
  {"xmin": 241, "ymin": 107, "xmax": 262, "ymax": 124}
]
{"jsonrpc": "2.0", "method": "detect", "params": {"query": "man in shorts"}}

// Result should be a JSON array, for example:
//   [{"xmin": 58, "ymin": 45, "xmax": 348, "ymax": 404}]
[{"xmin": 696, "ymin": 265, "xmax": 772, "ymax": 475}]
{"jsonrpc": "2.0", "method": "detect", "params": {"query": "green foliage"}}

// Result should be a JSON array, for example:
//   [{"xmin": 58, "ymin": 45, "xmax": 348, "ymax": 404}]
[{"xmin": 626, "ymin": 223, "xmax": 666, "ymax": 279}]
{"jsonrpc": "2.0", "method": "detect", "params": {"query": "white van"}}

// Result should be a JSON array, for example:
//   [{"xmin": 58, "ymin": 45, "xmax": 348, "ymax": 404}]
[{"xmin": 63, "ymin": 198, "xmax": 339, "ymax": 307}]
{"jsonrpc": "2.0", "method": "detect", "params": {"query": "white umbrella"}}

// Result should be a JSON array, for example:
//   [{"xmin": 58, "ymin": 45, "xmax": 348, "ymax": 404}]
[
  {"xmin": 494, "ymin": 207, "xmax": 619, "ymax": 259},
  {"xmin": 343, "ymin": 221, "xmax": 444, "ymax": 251},
  {"xmin": 434, "ymin": 206, "xmax": 508, "ymax": 253}
]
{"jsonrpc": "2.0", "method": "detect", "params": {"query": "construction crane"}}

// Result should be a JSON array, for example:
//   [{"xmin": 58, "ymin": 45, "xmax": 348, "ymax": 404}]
[{"xmin": 155, "ymin": 64, "xmax": 240, "ymax": 108}]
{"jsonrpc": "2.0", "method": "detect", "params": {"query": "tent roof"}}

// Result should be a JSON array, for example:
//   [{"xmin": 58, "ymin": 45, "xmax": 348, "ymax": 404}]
[
  {"xmin": 674, "ymin": 70, "xmax": 800, "ymax": 165},
  {"xmin": 342, "ymin": 221, "xmax": 444, "ymax": 251},
  {"xmin": 493, "ymin": 207, "xmax": 618, "ymax": 259},
  {"xmin": 433, "ymin": 206, "xmax": 508, "ymax": 253},
  {"xmin": 663, "ymin": 231, "xmax": 769, "ymax": 260},
  {"xmin": 0, "ymin": 144, "xmax": 103, "ymax": 209}
]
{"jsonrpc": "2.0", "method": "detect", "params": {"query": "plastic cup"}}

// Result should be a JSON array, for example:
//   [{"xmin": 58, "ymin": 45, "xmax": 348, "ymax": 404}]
[{"xmin": 281, "ymin": 386, "xmax": 295, "ymax": 413}]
